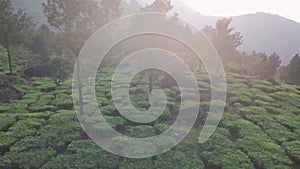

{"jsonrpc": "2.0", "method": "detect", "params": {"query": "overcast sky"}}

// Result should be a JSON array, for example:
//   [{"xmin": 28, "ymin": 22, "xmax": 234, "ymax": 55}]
[{"xmin": 182, "ymin": 0, "xmax": 300, "ymax": 23}]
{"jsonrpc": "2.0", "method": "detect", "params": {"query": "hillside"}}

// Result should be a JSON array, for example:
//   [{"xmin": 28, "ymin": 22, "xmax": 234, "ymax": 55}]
[
  {"xmin": 3, "ymin": 0, "xmax": 300, "ymax": 168},
  {"xmin": 1, "ymin": 48, "xmax": 300, "ymax": 168}
]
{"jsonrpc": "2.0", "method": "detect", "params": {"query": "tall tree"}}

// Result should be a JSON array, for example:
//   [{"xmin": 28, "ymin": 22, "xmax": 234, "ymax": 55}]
[
  {"xmin": 242, "ymin": 52, "xmax": 281, "ymax": 79},
  {"xmin": 0, "ymin": 0, "xmax": 35, "ymax": 75},
  {"xmin": 203, "ymin": 18, "xmax": 243, "ymax": 65},
  {"xmin": 43, "ymin": 0, "xmax": 121, "ymax": 57},
  {"xmin": 136, "ymin": 0, "xmax": 174, "ymax": 93},
  {"xmin": 43, "ymin": 0, "xmax": 122, "ymax": 115},
  {"xmin": 140, "ymin": 0, "xmax": 173, "ymax": 13},
  {"xmin": 30, "ymin": 24, "xmax": 55, "ymax": 61},
  {"xmin": 280, "ymin": 54, "xmax": 300, "ymax": 85},
  {"xmin": 264, "ymin": 53, "xmax": 281, "ymax": 78}
]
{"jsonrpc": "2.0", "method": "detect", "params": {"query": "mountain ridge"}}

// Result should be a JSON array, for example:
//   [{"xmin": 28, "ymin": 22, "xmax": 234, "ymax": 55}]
[{"xmin": 13, "ymin": 0, "xmax": 300, "ymax": 64}]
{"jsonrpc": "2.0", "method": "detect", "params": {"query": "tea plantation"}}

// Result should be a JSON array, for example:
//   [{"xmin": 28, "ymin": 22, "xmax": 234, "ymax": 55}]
[{"xmin": 0, "ymin": 57, "xmax": 300, "ymax": 169}]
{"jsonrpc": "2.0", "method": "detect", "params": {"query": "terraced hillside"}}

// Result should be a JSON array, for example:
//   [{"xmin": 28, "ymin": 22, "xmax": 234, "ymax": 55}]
[{"xmin": 0, "ymin": 55, "xmax": 300, "ymax": 169}]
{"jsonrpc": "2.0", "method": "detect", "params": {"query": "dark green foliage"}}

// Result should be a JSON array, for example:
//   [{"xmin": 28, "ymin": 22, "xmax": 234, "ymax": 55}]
[
  {"xmin": 9, "ymin": 118, "xmax": 44, "ymax": 138},
  {"xmin": 154, "ymin": 148, "xmax": 204, "ymax": 169},
  {"xmin": 0, "ymin": 148, "xmax": 56, "ymax": 169},
  {"xmin": 280, "ymin": 54, "xmax": 300, "ymax": 85},
  {"xmin": 47, "ymin": 110, "xmax": 77, "ymax": 124},
  {"xmin": 221, "ymin": 114, "xmax": 292, "ymax": 169},
  {"xmin": 199, "ymin": 128, "xmax": 254, "ymax": 169},
  {"xmin": 39, "ymin": 123, "xmax": 82, "ymax": 151},
  {"xmin": 264, "ymin": 123, "xmax": 296, "ymax": 144},
  {"xmin": 48, "ymin": 55, "xmax": 74, "ymax": 85},
  {"xmin": 54, "ymin": 93, "xmax": 73, "ymax": 109},
  {"xmin": 120, "ymin": 159, "xmax": 154, "ymax": 169},
  {"xmin": 0, "ymin": 132, "xmax": 18, "ymax": 152},
  {"xmin": 228, "ymin": 94, "xmax": 252, "ymax": 106},
  {"xmin": 0, "ymin": 0, "xmax": 35, "ymax": 75},
  {"xmin": 284, "ymin": 141, "xmax": 300, "ymax": 161},
  {"xmin": 9, "ymin": 135, "xmax": 49, "ymax": 153},
  {"xmin": 0, "ymin": 115, "xmax": 16, "ymax": 131},
  {"xmin": 240, "ymin": 52, "xmax": 281, "ymax": 79},
  {"xmin": 126, "ymin": 125, "xmax": 156, "ymax": 138},
  {"xmin": 16, "ymin": 112, "xmax": 54, "ymax": 120},
  {"xmin": 42, "ymin": 140, "xmax": 119, "ymax": 169}
]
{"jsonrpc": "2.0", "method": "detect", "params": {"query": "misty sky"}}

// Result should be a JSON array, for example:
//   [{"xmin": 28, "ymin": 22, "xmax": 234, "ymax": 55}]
[{"xmin": 183, "ymin": 0, "xmax": 300, "ymax": 23}]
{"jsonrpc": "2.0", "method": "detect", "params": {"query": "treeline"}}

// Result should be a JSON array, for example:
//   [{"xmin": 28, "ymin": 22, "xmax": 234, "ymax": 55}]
[
  {"xmin": 203, "ymin": 17, "xmax": 299, "ymax": 84},
  {"xmin": 0, "ymin": 0, "xmax": 299, "ymax": 86}
]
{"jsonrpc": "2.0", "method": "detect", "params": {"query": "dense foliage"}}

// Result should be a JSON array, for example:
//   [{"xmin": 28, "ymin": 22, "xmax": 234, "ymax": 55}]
[
  {"xmin": 0, "ymin": 0, "xmax": 300, "ymax": 168},
  {"xmin": 1, "ymin": 55, "xmax": 300, "ymax": 168}
]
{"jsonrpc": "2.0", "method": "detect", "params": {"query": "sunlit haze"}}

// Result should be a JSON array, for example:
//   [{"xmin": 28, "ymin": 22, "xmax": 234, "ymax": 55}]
[{"xmin": 183, "ymin": 0, "xmax": 300, "ymax": 23}]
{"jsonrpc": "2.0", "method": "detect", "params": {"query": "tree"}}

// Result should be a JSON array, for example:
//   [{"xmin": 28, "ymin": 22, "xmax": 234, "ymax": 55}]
[
  {"xmin": 203, "ymin": 18, "xmax": 243, "ymax": 65},
  {"xmin": 137, "ymin": 0, "xmax": 174, "ymax": 93},
  {"xmin": 43, "ymin": 0, "xmax": 121, "ymax": 57},
  {"xmin": 264, "ymin": 53, "xmax": 281, "ymax": 78},
  {"xmin": 30, "ymin": 25, "xmax": 55, "ymax": 61},
  {"xmin": 43, "ymin": 0, "xmax": 122, "ymax": 115},
  {"xmin": 280, "ymin": 54, "xmax": 300, "ymax": 85},
  {"xmin": 48, "ymin": 54, "xmax": 74, "ymax": 85},
  {"xmin": 140, "ymin": 0, "xmax": 173, "ymax": 13},
  {"xmin": 242, "ymin": 52, "xmax": 281, "ymax": 79},
  {"xmin": 0, "ymin": 0, "xmax": 35, "ymax": 75}
]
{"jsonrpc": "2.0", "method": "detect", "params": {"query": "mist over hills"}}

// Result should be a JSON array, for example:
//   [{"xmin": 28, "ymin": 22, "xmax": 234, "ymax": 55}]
[{"xmin": 13, "ymin": 0, "xmax": 300, "ymax": 64}]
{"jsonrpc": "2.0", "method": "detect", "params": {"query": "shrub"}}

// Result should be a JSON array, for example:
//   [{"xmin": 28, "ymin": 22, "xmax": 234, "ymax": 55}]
[
  {"xmin": 21, "ymin": 92, "xmax": 43, "ymax": 104},
  {"xmin": 0, "ymin": 148, "xmax": 56, "ymax": 169},
  {"xmin": 199, "ymin": 128, "xmax": 254, "ymax": 169},
  {"xmin": 16, "ymin": 112, "xmax": 54, "ymax": 120},
  {"xmin": 0, "ymin": 102, "xmax": 28, "ymax": 114},
  {"xmin": 152, "ymin": 136, "xmax": 177, "ymax": 149},
  {"xmin": 100, "ymin": 104, "xmax": 118, "ymax": 116},
  {"xmin": 39, "ymin": 122, "xmax": 82, "ymax": 151},
  {"xmin": 228, "ymin": 95, "xmax": 252, "ymax": 106},
  {"xmin": 47, "ymin": 110, "xmax": 77, "ymax": 124},
  {"xmin": 270, "ymin": 91, "xmax": 300, "ymax": 108},
  {"xmin": 284, "ymin": 141, "xmax": 300, "ymax": 161},
  {"xmin": 237, "ymin": 106, "xmax": 274, "ymax": 128},
  {"xmin": 120, "ymin": 159, "xmax": 154, "ymax": 169},
  {"xmin": 104, "ymin": 116, "xmax": 126, "ymax": 129},
  {"xmin": 9, "ymin": 118, "xmax": 44, "ymax": 138},
  {"xmin": 0, "ymin": 115, "xmax": 16, "ymax": 131},
  {"xmin": 154, "ymin": 123, "xmax": 170, "ymax": 133},
  {"xmin": 41, "ymin": 140, "xmax": 120, "ymax": 169},
  {"xmin": 28, "ymin": 104, "xmax": 57, "ymax": 112},
  {"xmin": 0, "ymin": 132, "xmax": 18, "ymax": 153},
  {"xmin": 9, "ymin": 135, "xmax": 48, "ymax": 153},
  {"xmin": 264, "ymin": 123, "xmax": 297, "ymax": 144},
  {"xmin": 251, "ymin": 84, "xmax": 278, "ymax": 93},
  {"xmin": 221, "ymin": 114, "xmax": 292, "ymax": 168},
  {"xmin": 154, "ymin": 149, "xmax": 204, "ymax": 169},
  {"xmin": 273, "ymin": 112, "xmax": 300, "ymax": 131},
  {"xmin": 54, "ymin": 94, "xmax": 73, "ymax": 109},
  {"xmin": 126, "ymin": 125, "xmax": 156, "ymax": 138},
  {"xmin": 253, "ymin": 93, "xmax": 275, "ymax": 102}
]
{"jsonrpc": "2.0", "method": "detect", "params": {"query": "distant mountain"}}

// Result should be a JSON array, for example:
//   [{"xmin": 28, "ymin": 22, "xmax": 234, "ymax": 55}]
[
  {"xmin": 13, "ymin": 0, "xmax": 300, "ymax": 65},
  {"xmin": 171, "ymin": 0, "xmax": 300, "ymax": 65},
  {"xmin": 232, "ymin": 13, "xmax": 300, "ymax": 65}
]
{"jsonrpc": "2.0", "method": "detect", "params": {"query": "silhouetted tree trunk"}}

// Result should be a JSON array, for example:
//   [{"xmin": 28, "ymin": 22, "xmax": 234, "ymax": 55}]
[
  {"xmin": 6, "ymin": 44, "xmax": 12, "ymax": 75},
  {"xmin": 149, "ymin": 70, "xmax": 153, "ymax": 93}
]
